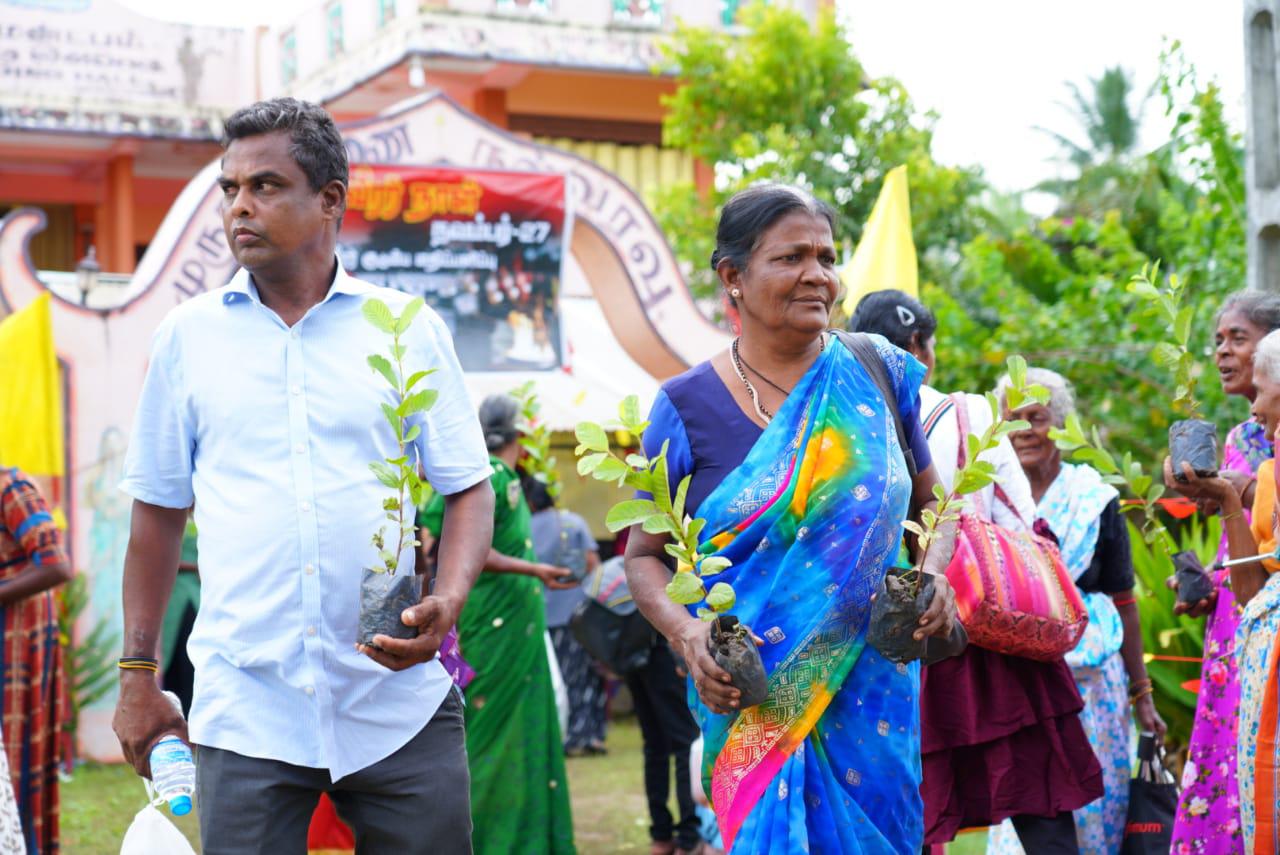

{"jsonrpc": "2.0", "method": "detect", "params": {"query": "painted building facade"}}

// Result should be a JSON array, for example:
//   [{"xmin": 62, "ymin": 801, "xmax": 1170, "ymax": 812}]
[{"xmin": 1, "ymin": 0, "xmax": 829, "ymax": 759}]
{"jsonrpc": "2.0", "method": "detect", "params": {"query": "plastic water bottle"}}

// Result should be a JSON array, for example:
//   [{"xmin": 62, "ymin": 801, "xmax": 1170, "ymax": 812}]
[{"xmin": 149, "ymin": 691, "xmax": 195, "ymax": 816}]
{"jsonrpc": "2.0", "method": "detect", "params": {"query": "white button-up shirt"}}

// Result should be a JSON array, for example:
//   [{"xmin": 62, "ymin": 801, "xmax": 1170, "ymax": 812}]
[{"xmin": 120, "ymin": 262, "xmax": 490, "ymax": 780}]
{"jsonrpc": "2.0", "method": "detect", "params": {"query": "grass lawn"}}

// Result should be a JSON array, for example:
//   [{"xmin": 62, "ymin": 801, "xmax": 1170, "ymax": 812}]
[{"xmin": 62, "ymin": 717, "xmax": 988, "ymax": 853}]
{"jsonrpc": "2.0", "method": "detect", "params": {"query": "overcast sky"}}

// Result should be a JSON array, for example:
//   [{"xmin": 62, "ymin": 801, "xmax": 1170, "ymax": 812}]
[
  {"xmin": 840, "ymin": 0, "xmax": 1244, "ymax": 196},
  {"xmin": 122, "ymin": 0, "xmax": 1246, "ymax": 198}
]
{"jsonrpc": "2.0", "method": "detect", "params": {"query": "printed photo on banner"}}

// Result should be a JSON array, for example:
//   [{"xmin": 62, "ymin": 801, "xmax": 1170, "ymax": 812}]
[{"xmin": 338, "ymin": 164, "xmax": 570, "ymax": 372}]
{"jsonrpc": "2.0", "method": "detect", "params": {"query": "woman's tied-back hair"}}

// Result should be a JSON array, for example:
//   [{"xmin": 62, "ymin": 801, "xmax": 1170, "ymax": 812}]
[
  {"xmin": 478, "ymin": 394, "xmax": 521, "ymax": 453},
  {"xmin": 710, "ymin": 185, "xmax": 837, "ymax": 304},
  {"xmin": 221, "ymin": 97, "xmax": 349, "ymax": 196},
  {"xmin": 522, "ymin": 474, "xmax": 556, "ymax": 514},
  {"xmin": 997, "ymin": 367, "xmax": 1076, "ymax": 428},
  {"xmin": 1253, "ymin": 330, "xmax": 1280, "ymax": 384},
  {"xmin": 848, "ymin": 289, "xmax": 938, "ymax": 352},
  {"xmin": 1216, "ymin": 290, "xmax": 1280, "ymax": 334}
]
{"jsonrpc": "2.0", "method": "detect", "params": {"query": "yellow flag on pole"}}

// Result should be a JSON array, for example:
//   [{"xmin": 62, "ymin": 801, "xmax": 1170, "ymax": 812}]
[
  {"xmin": 0, "ymin": 293, "xmax": 65, "ymax": 475},
  {"xmin": 840, "ymin": 164, "xmax": 918, "ymax": 315}
]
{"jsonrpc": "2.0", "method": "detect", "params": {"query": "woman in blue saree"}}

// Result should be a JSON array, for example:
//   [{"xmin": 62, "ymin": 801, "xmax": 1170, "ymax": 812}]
[{"xmin": 624, "ymin": 184, "xmax": 960, "ymax": 854}]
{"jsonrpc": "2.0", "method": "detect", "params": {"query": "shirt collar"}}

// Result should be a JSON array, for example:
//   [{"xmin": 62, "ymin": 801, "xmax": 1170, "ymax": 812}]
[{"xmin": 222, "ymin": 254, "xmax": 372, "ymax": 304}]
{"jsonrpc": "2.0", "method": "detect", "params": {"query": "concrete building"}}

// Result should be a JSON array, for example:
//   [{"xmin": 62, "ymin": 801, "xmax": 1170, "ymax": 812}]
[{"xmin": 1, "ymin": 0, "xmax": 829, "ymax": 276}]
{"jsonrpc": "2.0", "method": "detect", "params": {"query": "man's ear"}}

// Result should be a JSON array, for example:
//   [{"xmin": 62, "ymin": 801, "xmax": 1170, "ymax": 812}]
[{"xmin": 321, "ymin": 179, "xmax": 347, "ymax": 225}]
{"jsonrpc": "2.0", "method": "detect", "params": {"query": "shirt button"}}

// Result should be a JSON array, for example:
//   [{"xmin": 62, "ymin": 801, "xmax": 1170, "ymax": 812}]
[
  {"xmin": 305, "ymin": 563, "xmax": 316, "ymax": 575},
  {"xmin": 304, "ymin": 686, "xmax": 315, "ymax": 696},
  {"xmin": 294, "ymin": 442, "xmax": 306, "ymax": 454},
  {"xmin": 292, "ymin": 328, "xmax": 300, "ymax": 338},
  {"xmin": 290, "ymin": 385, "xmax": 302, "ymax": 396},
  {"xmin": 300, "ymin": 501, "xmax": 312, "ymax": 512},
  {"xmin": 306, "ymin": 626, "xmax": 317, "ymax": 637}
]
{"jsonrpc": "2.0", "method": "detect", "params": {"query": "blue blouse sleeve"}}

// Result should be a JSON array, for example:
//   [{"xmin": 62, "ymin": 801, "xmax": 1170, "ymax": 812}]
[
  {"xmin": 638, "ymin": 389, "xmax": 694, "ymax": 500},
  {"xmin": 903, "ymin": 394, "xmax": 933, "ymax": 472}
]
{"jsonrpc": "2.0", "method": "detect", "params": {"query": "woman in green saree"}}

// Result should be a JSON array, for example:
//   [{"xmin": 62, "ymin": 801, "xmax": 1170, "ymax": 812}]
[{"xmin": 420, "ymin": 394, "xmax": 579, "ymax": 855}]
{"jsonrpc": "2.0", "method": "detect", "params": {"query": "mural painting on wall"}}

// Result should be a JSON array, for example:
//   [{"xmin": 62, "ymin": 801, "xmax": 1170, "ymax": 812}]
[
  {"xmin": 83, "ymin": 426, "xmax": 128, "ymax": 706},
  {"xmin": 0, "ymin": 91, "xmax": 726, "ymax": 760},
  {"xmin": 341, "ymin": 165, "xmax": 570, "ymax": 371}
]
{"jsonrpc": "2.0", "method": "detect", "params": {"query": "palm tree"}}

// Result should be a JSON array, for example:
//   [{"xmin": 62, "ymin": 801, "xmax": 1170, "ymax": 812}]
[
  {"xmin": 1038, "ymin": 66, "xmax": 1145, "ymax": 171},
  {"xmin": 1032, "ymin": 66, "xmax": 1174, "ymax": 259}
]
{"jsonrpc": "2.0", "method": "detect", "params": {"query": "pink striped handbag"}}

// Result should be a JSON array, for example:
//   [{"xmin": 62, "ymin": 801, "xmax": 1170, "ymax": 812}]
[{"xmin": 928, "ymin": 393, "xmax": 1089, "ymax": 662}]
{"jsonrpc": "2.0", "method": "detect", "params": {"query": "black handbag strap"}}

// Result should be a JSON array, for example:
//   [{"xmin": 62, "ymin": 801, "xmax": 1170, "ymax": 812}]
[{"xmin": 832, "ymin": 330, "xmax": 918, "ymax": 477}]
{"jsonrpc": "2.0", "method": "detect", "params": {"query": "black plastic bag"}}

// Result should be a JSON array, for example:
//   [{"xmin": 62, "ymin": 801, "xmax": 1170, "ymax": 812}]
[
  {"xmin": 1173, "ymin": 549, "xmax": 1214, "ymax": 604},
  {"xmin": 1169, "ymin": 418, "xmax": 1218, "ymax": 480},
  {"xmin": 1120, "ymin": 732, "xmax": 1177, "ymax": 855},
  {"xmin": 569, "ymin": 598, "xmax": 654, "ymax": 675},
  {"xmin": 707, "ymin": 615, "xmax": 769, "ymax": 708},
  {"xmin": 357, "ymin": 570, "xmax": 421, "ymax": 648},
  {"xmin": 569, "ymin": 556, "xmax": 655, "ymax": 675}
]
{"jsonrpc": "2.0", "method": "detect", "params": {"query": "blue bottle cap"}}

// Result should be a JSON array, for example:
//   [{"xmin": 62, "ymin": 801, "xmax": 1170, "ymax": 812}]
[{"xmin": 170, "ymin": 794, "xmax": 192, "ymax": 816}]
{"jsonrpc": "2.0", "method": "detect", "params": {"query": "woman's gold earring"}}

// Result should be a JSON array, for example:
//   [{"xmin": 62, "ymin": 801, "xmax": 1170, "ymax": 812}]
[{"xmin": 731, "ymin": 288, "xmax": 742, "ymax": 299}]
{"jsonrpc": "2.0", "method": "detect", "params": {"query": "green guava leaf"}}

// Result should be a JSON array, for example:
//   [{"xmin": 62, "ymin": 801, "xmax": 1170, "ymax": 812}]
[
  {"xmin": 577, "ymin": 453, "xmax": 606, "ymax": 475},
  {"xmin": 575, "ymin": 422, "xmax": 610, "ymax": 453},
  {"xmin": 605, "ymin": 499, "xmax": 660, "ymax": 532},
  {"xmin": 405, "ymin": 369, "xmax": 437, "ymax": 391},
  {"xmin": 367, "ymin": 354, "xmax": 398, "ymax": 388},
  {"xmin": 594, "ymin": 456, "xmax": 629, "ymax": 482},
  {"xmin": 396, "ymin": 298, "xmax": 425, "ymax": 334},
  {"xmin": 698, "ymin": 555, "xmax": 732, "ymax": 576},
  {"xmin": 362, "ymin": 298, "xmax": 396, "ymax": 334},
  {"xmin": 641, "ymin": 515, "xmax": 679, "ymax": 535},
  {"xmin": 368, "ymin": 462, "xmax": 400, "ymax": 489},
  {"xmin": 666, "ymin": 571, "xmax": 705, "ymax": 605},
  {"xmin": 705, "ymin": 582, "xmax": 735, "ymax": 613},
  {"xmin": 620, "ymin": 395, "xmax": 643, "ymax": 430},
  {"xmin": 400, "ymin": 389, "xmax": 438, "ymax": 417}
]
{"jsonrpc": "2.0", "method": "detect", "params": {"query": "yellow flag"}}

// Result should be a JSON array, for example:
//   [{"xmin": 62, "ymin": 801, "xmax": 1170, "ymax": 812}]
[
  {"xmin": 0, "ymin": 293, "xmax": 65, "ymax": 475},
  {"xmin": 840, "ymin": 165, "xmax": 919, "ymax": 315}
]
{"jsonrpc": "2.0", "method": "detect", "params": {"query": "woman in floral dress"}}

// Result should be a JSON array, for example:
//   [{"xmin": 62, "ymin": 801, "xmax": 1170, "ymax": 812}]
[{"xmin": 1164, "ymin": 291, "xmax": 1280, "ymax": 853}]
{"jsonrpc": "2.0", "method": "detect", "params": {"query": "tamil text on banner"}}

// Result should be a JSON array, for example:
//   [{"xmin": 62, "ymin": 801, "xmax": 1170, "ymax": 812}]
[{"xmin": 339, "ymin": 165, "xmax": 569, "ymax": 373}]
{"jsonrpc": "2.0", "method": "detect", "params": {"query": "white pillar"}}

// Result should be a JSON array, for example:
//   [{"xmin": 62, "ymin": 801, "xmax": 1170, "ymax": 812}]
[{"xmin": 1246, "ymin": 0, "xmax": 1280, "ymax": 291}]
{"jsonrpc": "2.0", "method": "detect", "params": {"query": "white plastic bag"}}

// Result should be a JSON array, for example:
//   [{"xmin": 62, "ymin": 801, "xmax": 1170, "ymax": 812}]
[
  {"xmin": 120, "ymin": 782, "xmax": 197, "ymax": 855},
  {"xmin": 545, "ymin": 630, "xmax": 569, "ymax": 738}
]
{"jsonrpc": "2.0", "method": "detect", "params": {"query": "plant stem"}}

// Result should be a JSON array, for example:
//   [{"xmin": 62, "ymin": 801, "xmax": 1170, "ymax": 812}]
[{"xmin": 391, "ymin": 328, "xmax": 409, "ymax": 570}]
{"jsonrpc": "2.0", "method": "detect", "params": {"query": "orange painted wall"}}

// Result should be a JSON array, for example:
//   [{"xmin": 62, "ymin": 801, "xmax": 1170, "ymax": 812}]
[{"xmin": 505, "ymin": 70, "xmax": 676, "ymax": 124}]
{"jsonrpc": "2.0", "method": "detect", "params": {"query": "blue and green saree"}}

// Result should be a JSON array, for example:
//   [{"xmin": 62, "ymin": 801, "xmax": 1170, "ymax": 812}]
[{"xmin": 643, "ymin": 335, "xmax": 928, "ymax": 853}]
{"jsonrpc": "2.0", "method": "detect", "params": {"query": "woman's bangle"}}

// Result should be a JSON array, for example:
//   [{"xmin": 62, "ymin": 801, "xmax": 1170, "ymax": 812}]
[
  {"xmin": 118, "ymin": 656, "xmax": 159, "ymax": 673},
  {"xmin": 1222, "ymin": 508, "xmax": 1244, "ymax": 523},
  {"xmin": 1128, "ymin": 677, "xmax": 1153, "ymax": 696},
  {"xmin": 1130, "ymin": 685, "xmax": 1154, "ymax": 705}
]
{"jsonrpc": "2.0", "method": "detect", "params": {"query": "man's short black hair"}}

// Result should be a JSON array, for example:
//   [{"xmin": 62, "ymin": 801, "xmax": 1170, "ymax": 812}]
[{"xmin": 221, "ymin": 97, "xmax": 348, "ymax": 194}]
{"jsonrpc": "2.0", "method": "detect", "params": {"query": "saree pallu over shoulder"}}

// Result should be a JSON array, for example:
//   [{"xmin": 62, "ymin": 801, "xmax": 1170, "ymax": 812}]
[{"xmin": 692, "ymin": 336, "xmax": 926, "ymax": 853}]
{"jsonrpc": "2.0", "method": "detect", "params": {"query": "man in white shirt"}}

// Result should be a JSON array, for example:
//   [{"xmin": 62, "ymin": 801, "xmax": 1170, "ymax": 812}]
[{"xmin": 113, "ymin": 98, "xmax": 495, "ymax": 853}]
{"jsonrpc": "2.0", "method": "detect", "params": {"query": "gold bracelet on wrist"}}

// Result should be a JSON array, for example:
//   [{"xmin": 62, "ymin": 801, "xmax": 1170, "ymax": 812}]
[
  {"xmin": 1129, "ymin": 685, "xmax": 1154, "ymax": 705},
  {"xmin": 1128, "ymin": 677, "xmax": 1152, "ymax": 696},
  {"xmin": 1222, "ymin": 509, "xmax": 1244, "ymax": 523}
]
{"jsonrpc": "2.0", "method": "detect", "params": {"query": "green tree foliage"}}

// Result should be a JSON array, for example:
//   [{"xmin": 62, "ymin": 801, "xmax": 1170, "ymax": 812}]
[
  {"xmin": 655, "ymin": 4, "xmax": 984, "ymax": 308},
  {"xmin": 930, "ymin": 43, "xmax": 1247, "ymax": 466},
  {"xmin": 58, "ymin": 573, "xmax": 118, "ymax": 750}
]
